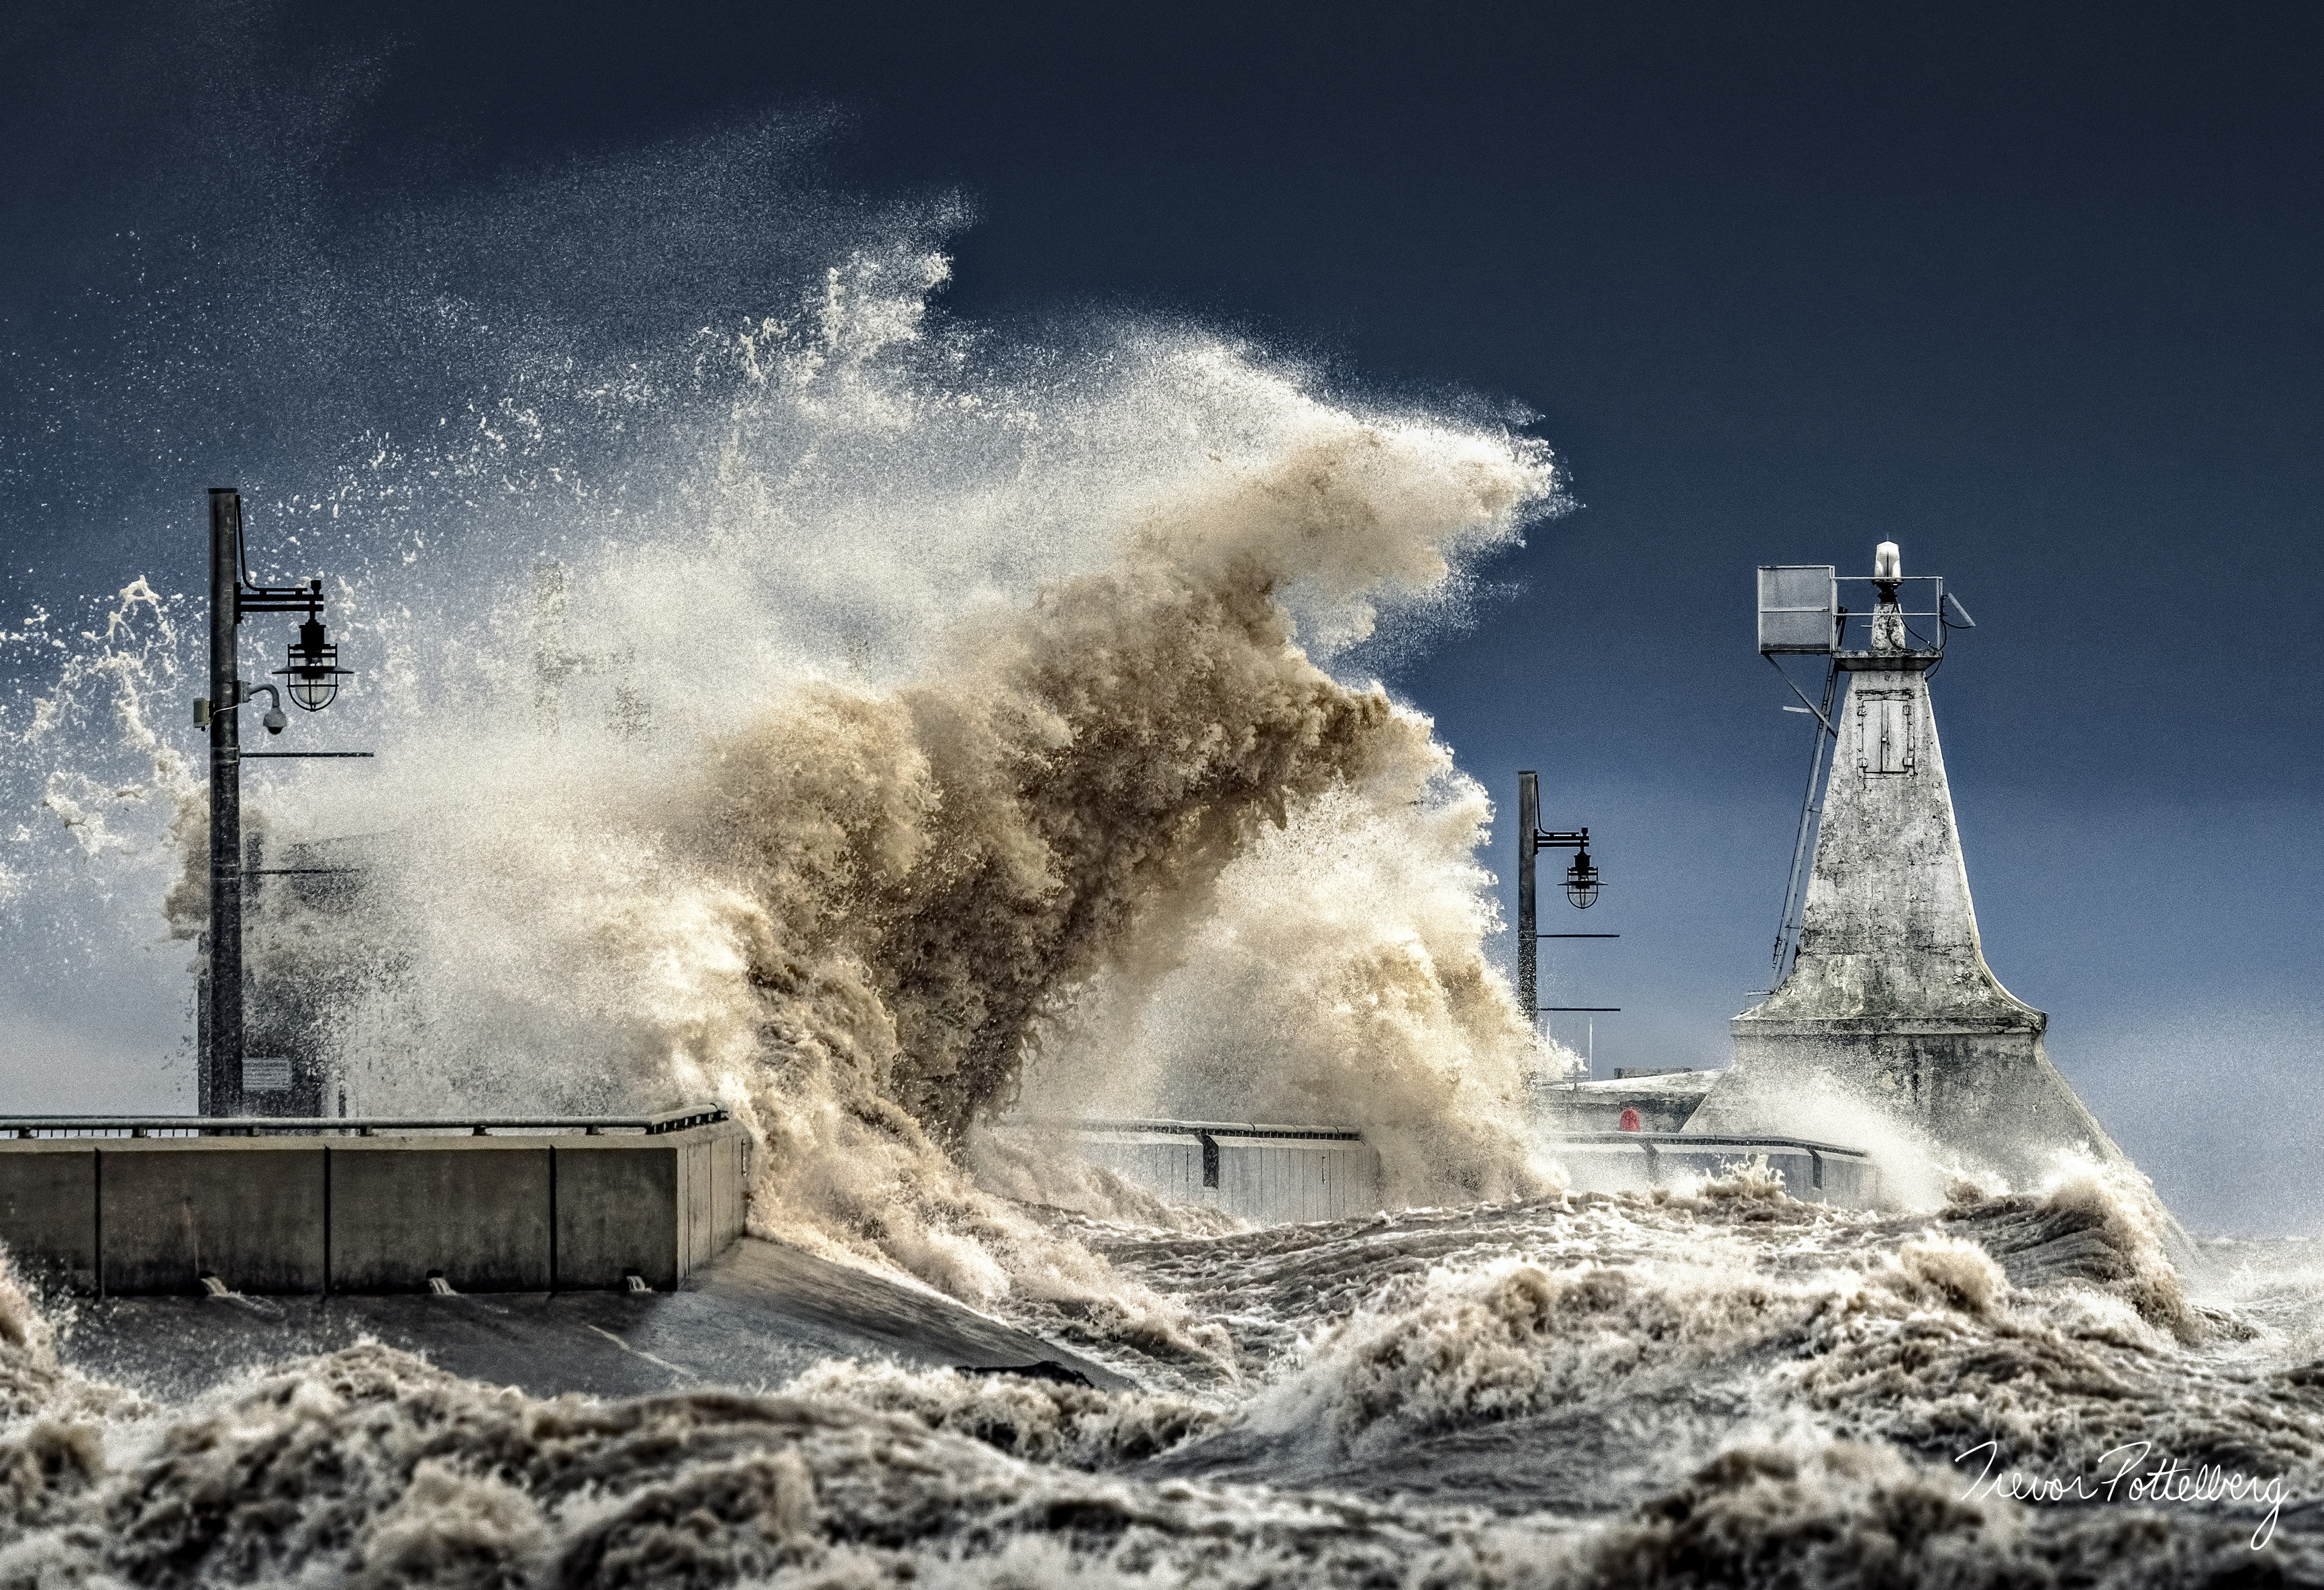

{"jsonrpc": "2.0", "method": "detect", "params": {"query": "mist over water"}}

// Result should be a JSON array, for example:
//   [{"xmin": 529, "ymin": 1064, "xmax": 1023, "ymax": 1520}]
[{"xmin": 5, "ymin": 91, "xmax": 2321, "ymax": 1589}]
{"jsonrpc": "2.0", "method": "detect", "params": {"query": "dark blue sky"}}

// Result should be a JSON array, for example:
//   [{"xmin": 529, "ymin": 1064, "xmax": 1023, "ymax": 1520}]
[{"xmin": 5, "ymin": 1, "xmax": 2319, "ymax": 1228}]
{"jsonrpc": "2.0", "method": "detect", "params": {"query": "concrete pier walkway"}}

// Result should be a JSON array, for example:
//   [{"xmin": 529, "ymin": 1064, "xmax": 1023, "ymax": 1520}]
[{"xmin": 52, "ymin": 1236, "xmax": 1132, "ymax": 1399}]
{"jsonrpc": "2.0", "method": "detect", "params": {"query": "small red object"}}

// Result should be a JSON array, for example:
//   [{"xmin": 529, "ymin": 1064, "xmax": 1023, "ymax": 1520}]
[{"xmin": 1617, "ymin": 1107, "xmax": 1642, "ymax": 1132}]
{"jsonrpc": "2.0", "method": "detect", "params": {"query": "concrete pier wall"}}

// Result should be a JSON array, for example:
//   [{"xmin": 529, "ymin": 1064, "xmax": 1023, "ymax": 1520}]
[
  {"xmin": 1010, "ymin": 1120, "xmax": 1881, "ymax": 1217},
  {"xmin": 0, "ymin": 1122, "xmax": 750, "ymax": 1296},
  {"xmin": 1007, "ymin": 1122, "xmax": 1383, "ymax": 1224},
  {"xmin": 103, "ymin": 1138, "xmax": 330, "ymax": 1295},
  {"xmin": 1215, "ymin": 1136, "xmax": 1378, "ymax": 1222},
  {"xmin": 1545, "ymin": 1132, "xmax": 1878, "ymax": 1205}
]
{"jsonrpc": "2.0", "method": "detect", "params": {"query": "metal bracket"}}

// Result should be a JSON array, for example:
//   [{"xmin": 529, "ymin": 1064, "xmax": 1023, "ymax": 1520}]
[
  {"xmin": 1764, "ymin": 654, "xmax": 1838, "ymax": 737},
  {"xmin": 234, "ymin": 571, "xmax": 326, "ymax": 621}
]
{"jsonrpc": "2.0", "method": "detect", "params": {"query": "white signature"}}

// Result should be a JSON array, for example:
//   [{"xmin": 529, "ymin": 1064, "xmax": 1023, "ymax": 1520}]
[{"xmin": 1955, "ymin": 1440, "xmax": 2286, "ymax": 1548}]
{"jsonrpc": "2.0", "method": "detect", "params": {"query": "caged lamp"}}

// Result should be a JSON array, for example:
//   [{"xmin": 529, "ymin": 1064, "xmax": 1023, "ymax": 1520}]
[{"xmin": 276, "ymin": 615, "xmax": 353, "ymax": 711}]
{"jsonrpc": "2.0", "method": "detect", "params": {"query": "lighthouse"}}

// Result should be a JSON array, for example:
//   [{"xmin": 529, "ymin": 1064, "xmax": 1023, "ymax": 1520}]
[{"xmin": 1684, "ymin": 543, "xmax": 2129, "ymax": 1185}]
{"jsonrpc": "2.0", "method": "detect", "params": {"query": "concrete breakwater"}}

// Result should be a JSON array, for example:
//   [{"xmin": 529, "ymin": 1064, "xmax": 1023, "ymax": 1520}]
[
  {"xmin": 999, "ymin": 1117, "xmax": 1884, "ymax": 1218},
  {"xmin": 0, "ymin": 1109, "xmax": 748, "ymax": 1296},
  {"xmin": 998, "ymin": 1118, "xmax": 1386, "ymax": 1224},
  {"xmin": 1542, "ymin": 1130, "xmax": 1879, "ymax": 1203}
]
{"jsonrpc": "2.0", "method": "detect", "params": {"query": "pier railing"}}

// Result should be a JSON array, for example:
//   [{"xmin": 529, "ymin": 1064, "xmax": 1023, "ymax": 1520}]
[
  {"xmin": 0, "ymin": 1103, "xmax": 728, "ymax": 1140},
  {"xmin": 1006, "ymin": 1116, "xmax": 1362, "ymax": 1142}
]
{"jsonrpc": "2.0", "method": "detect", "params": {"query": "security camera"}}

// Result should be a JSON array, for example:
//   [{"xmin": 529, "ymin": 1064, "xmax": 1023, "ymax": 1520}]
[{"xmin": 233, "ymin": 681, "xmax": 289, "ymax": 736}]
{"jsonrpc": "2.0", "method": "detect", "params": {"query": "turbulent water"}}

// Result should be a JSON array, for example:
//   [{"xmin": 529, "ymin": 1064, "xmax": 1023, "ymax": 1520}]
[
  {"xmin": 1, "ymin": 1168, "xmax": 2319, "ymax": 1586},
  {"xmin": 5, "ymin": 116, "xmax": 2319, "ymax": 1587}
]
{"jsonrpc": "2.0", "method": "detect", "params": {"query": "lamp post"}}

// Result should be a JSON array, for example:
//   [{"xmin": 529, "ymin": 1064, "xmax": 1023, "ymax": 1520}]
[
  {"xmin": 1517, "ymin": 770, "xmax": 1615, "ymax": 1056},
  {"xmin": 196, "ymin": 488, "xmax": 355, "ymax": 1120}
]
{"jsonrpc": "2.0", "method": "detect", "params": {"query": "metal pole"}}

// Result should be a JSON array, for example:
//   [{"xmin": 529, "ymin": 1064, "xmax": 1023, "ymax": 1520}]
[
  {"xmin": 1770, "ymin": 658, "xmax": 1841, "ymax": 981},
  {"xmin": 1517, "ymin": 770, "xmax": 1538, "ymax": 1038},
  {"xmin": 207, "ymin": 488, "xmax": 244, "ymax": 1120}
]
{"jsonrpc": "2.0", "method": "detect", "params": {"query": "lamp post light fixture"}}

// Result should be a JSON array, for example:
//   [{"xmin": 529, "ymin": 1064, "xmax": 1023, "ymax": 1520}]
[
  {"xmin": 1516, "ymin": 771, "xmax": 1617, "ymax": 1061},
  {"xmin": 278, "ymin": 615, "xmax": 352, "ymax": 711},
  {"xmin": 195, "ymin": 487, "xmax": 362, "ymax": 1124},
  {"xmin": 1561, "ymin": 841, "xmax": 1601, "ymax": 909}
]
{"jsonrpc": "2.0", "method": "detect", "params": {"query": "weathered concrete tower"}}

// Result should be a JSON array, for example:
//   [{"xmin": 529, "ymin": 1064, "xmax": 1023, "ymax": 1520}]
[{"xmin": 1685, "ymin": 544, "xmax": 2127, "ymax": 1185}]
